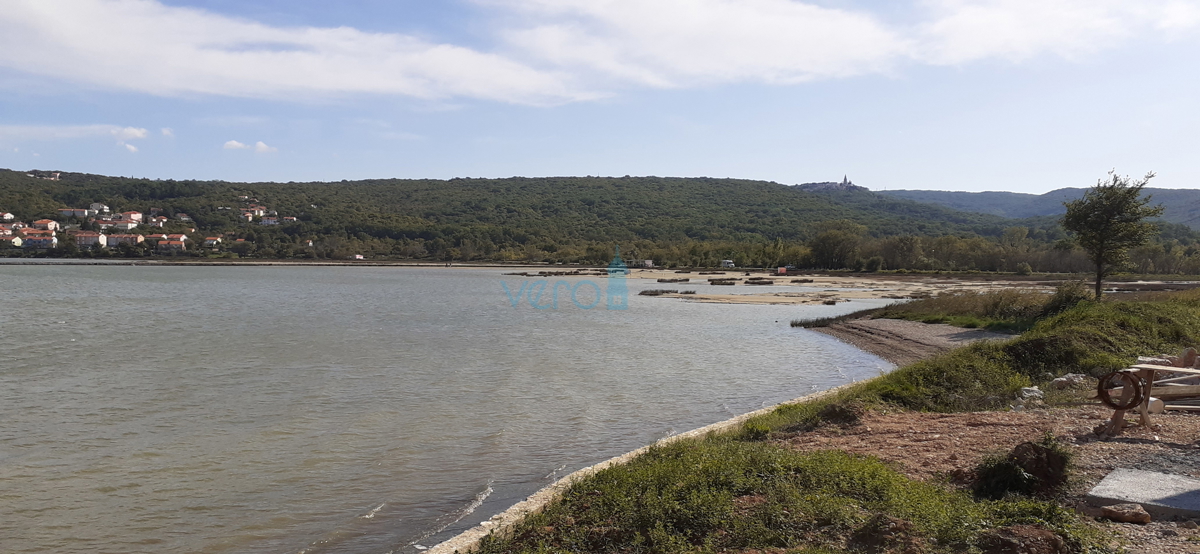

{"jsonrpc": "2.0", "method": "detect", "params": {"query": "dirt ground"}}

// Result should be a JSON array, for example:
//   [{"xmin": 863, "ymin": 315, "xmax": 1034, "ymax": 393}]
[
  {"xmin": 813, "ymin": 318, "xmax": 1013, "ymax": 366},
  {"xmin": 772, "ymin": 406, "xmax": 1200, "ymax": 553}
]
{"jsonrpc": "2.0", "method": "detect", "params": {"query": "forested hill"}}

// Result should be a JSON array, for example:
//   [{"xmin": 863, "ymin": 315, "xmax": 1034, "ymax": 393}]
[
  {"xmin": 880, "ymin": 187, "xmax": 1200, "ymax": 230},
  {"xmin": 3, "ymin": 168, "xmax": 1029, "ymax": 245}
]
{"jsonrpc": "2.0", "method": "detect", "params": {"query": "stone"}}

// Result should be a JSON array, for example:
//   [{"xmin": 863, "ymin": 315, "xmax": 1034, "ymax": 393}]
[
  {"xmin": 1179, "ymin": 519, "xmax": 1199, "ymax": 530},
  {"xmin": 978, "ymin": 525, "xmax": 1067, "ymax": 554},
  {"xmin": 1101, "ymin": 503, "xmax": 1152, "ymax": 524},
  {"xmin": 1087, "ymin": 468, "xmax": 1200, "ymax": 519},
  {"xmin": 1051, "ymin": 373, "xmax": 1092, "ymax": 390},
  {"xmin": 848, "ymin": 514, "xmax": 925, "ymax": 554},
  {"xmin": 1018, "ymin": 387, "xmax": 1044, "ymax": 401}
]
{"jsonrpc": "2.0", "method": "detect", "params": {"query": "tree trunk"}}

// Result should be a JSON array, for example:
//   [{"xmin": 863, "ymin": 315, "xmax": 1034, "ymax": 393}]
[{"xmin": 1095, "ymin": 262, "xmax": 1104, "ymax": 300}]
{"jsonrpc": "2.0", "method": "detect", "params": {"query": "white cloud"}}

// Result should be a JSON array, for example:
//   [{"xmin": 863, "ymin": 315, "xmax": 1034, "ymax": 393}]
[
  {"xmin": 112, "ymin": 126, "xmax": 148, "ymax": 140},
  {"xmin": 0, "ymin": 0, "xmax": 1196, "ymax": 105},
  {"xmin": 0, "ymin": 0, "xmax": 587, "ymax": 105},
  {"xmin": 497, "ymin": 0, "xmax": 912, "ymax": 87},
  {"xmin": 224, "ymin": 140, "xmax": 249, "ymax": 149},
  {"xmin": 254, "ymin": 141, "xmax": 277, "ymax": 153},
  {"xmin": 914, "ymin": 0, "xmax": 1200, "ymax": 64},
  {"xmin": 0, "ymin": 124, "xmax": 150, "ymax": 145},
  {"xmin": 124, "ymin": 143, "xmax": 138, "ymax": 153},
  {"xmin": 161, "ymin": 127, "xmax": 174, "ymax": 137},
  {"xmin": 496, "ymin": 0, "xmax": 1200, "ymax": 88}
]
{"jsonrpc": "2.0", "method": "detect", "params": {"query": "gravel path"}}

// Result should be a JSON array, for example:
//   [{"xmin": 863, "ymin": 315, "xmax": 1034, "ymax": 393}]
[
  {"xmin": 814, "ymin": 318, "xmax": 1013, "ymax": 366},
  {"xmin": 774, "ymin": 406, "xmax": 1200, "ymax": 553}
]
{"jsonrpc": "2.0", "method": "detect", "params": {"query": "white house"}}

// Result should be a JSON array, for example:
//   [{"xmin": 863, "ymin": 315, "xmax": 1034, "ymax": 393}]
[
  {"xmin": 260, "ymin": 217, "xmax": 279, "ymax": 226},
  {"xmin": 73, "ymin": 231, "xmax": 107, "ymax": 248},
  {"xmin": 0, "ymin": 212, "xmax": 13, "ymax": 221},
  {"xmin": 107, "ymin": 234, "xmax": 145, "ymax": 247},
  {"xmin": 89, "ymin": 203, "xmax": 110, "ymax": 213},
  {"xmin": 32, "ymin": 219, "xmax": 60, "ymax": 231}
]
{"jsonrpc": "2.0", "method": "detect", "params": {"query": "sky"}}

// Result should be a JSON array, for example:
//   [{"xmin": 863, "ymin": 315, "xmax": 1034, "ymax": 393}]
[{"xmin": 1, "ymin": 0, "xmax": 1198, "ymax": 193}]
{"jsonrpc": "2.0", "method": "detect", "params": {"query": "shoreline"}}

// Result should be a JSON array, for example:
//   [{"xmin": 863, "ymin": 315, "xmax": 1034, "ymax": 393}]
[
  {"xmin": 427, "ymin": 316, "xmax": 1013, "ymax": 554},
  {"xmin": 426, "ymin": 382, "xmax": 857, "ymax": 554}
]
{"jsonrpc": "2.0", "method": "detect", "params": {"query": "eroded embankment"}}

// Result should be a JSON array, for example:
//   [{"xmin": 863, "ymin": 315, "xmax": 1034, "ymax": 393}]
[{"xmin": 814, "ymin": 318, "xmax": 1012, "ymax": 366}]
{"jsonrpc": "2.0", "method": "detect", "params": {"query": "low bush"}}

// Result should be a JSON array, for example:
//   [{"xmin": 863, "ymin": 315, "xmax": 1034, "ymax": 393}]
[{"xmin": 476, "ymin": 439, "xmax": 1098, "ymax": 554}]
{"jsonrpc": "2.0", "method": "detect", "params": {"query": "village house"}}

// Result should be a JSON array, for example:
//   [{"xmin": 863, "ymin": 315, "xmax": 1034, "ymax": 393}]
[
  {"xmin": 147, "ymin": 216, "xmax": 169, "ymax": 228},
  {"xmin": 204, "ymin": 237, "xmax": 222, "ymax": 247},
  {"xmin": 23, "ymin": 236, "xmax": 58, "ymax": 249},
  {"xmin": 32, "ymin": 219, "xmax": 60, "ymax": 231},
  {"xmin": 167, "ymin": 234, "xmax": 189, "ymax": 242},
  {"xmin": 59, "ymin": 208, "xmax": 92, "ymax": 218},
  {"xmin": 0, "ymin": 236, "xmax": 22, "ymax": 248},
  {"xmin": 157, "ymin": 240, "xmax": 186, "ymax": 252},
  {"xmin": 21, "ymin": 229, "xmax": 55, "ymax": 238},
  {"xmin": 118, "ymin": 211, "xmax": 143, "ymax": 223},
  {"xmin": 283, "ymin": 216, "xmax": 297, "ymax": 222},
  {"xmin": 240, "ymin": 212, "xmax": 254, "ymax": 222},
  {"xmin": 144, "ymin": 234, "xmax": 168, "ymax": 241},
  {"xmin": 0, "ymin": 212, "xmax": 14, "ymax": 221},
  {"xmin": 108, "ymin": 221, "xmax": 138, "ymax": 231},
  {"xmin": 177, "ymin": 213, "xmax": 192, "ymax": 222},
  {"xmin": 73, "ymin": 231, "xmax": 107, "ymax": 248},
  {"xmin": 260, "ymin": 217, "xmax": 279, "ymax": 226},
  {"xmin": 107, "ymin": 234, "xmax": 145, "ymax": 247},
  {"xmin": 89, "ymin": 203, "xmax": 110, "ymax": 213}
]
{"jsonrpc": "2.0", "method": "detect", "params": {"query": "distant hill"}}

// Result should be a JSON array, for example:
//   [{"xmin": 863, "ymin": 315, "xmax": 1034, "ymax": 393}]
[
  {"xmin": 1, "ymin": 169, "xmax": 1032, "ymax": 245},
  {"xmin": 879, "ymin": 188, "xmax": 1200, "ymax": 230}
]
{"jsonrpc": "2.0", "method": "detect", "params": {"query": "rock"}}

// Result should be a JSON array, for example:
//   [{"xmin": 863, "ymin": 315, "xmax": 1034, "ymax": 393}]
[
  {"xmin": 978, "ymin": 525, "xmax": 1067, "ymax": 554},
  {"xmin": 848, "ymin": 514, "xmax": 925, "ymax": 554},
  {"xmin": 1051, "ymin": 373, "xmax": 1092, "ymax": 390},
  {"xmin": 1179, "ymin": 520, "xmax": 1199, "ymax": 530},
  {"xmin": 1160, "ymin": 528, "xmax": 1179, "ymax": 536},
  {"xmin": 1138, "ymin": 356, "xmax": 1174, "ymax": 366},
  {"xmin": 1018, "ymin": 387, "xmax": 1044, "ymax": 401},
  {"xmin": 1101, "ymin": 503, "xmax": 1151, "ymax": 524}
]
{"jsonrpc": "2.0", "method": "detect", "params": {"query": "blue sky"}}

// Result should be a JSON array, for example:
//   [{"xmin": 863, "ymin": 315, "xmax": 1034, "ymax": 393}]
[{"xmin": 1, "ymin": 0, "xmax": 1198, "ymax": 193}]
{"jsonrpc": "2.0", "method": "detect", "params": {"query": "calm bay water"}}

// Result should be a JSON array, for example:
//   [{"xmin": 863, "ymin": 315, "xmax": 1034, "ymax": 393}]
[{"xmin": 0, "ymin": 266, "xmax": 892, "ymax": 554}]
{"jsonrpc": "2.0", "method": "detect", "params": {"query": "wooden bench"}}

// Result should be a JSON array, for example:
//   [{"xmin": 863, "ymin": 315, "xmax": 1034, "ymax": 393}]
[{"xmin": 1098, "ymin": 364, "xmax": 1200, "ymax": 436}]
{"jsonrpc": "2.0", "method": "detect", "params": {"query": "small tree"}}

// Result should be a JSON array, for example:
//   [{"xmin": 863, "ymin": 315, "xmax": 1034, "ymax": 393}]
[{"xmin": 1062, "ymin": 171, "xmax": 1163, "ymax": 299}]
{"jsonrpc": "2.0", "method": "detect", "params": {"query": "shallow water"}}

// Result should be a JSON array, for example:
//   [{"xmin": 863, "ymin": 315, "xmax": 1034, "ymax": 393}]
[{"xmin": 0, "ymin": 266, "xmax": 892, "ymax": 553}]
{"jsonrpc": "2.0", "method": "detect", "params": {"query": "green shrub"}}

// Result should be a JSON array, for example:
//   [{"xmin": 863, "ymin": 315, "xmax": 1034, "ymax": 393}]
[{"xmin": 477, "ymin": 440, "xmax": 1096, "ymax": 554}]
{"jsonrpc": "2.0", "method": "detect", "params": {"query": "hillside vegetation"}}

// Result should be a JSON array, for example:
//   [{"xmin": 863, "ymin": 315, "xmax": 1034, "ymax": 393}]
[
  {"xmin": 882, "ymin": 187, "xmax": 1200, "ymax": 230},
  {"xmin": 6, "ymin": 168, "xmax": 1200, "ymax": 273}
]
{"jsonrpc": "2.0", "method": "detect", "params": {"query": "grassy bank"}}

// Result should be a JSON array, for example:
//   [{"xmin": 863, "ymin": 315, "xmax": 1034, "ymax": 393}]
[
  {"xmin": 473, "ymin": 289, "xmax": 1200, "ymax": 553},
  {"xmin": 793, "ymin": 282, "xmax": 1094, "ymax": 333}
]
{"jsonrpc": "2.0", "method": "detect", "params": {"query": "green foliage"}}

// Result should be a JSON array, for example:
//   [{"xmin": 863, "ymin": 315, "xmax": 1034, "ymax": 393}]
[
  {"xmin": 974, "ymin": 435, "xmax": 1074, "ymax": 500},
  {"xmin": 477, "ymin": 440, "xmax": 1095, "ymax": 554},
  {"xmin": 769, "ymin": 292, "xmax": 1200, "ymax": 426},
  {"xmin": 1063, "ymin": 171, "xmax": 1166, "ymax": 298},
  {"xmin": 1041, "ymin": 281, "xmax": 1092, "ymax": 316},
  {"xmin": 875, "ymin": 289, "xmax": 1047, "ymax": 332}
]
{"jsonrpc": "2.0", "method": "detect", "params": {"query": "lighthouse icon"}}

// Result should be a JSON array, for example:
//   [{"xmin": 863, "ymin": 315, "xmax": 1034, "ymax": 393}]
[{"xmin": 606, "ymin": 246, "xmax": 628, "ymax": 310}]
